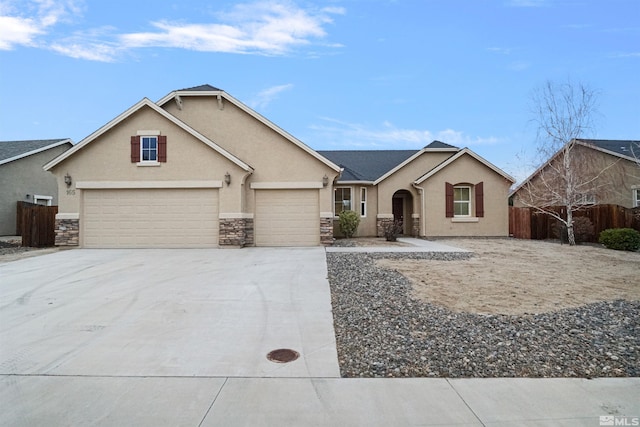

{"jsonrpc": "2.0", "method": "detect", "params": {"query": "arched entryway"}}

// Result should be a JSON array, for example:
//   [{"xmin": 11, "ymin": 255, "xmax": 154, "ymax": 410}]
[{"xmin": 392, "ymin": 190, "xmax": 413, "ymax": 236}]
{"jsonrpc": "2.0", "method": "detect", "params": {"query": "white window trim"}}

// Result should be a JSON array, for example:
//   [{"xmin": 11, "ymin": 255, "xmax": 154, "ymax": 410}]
[
  {"xmin": 453, "ymin": 185, "xmax": 471, "ymax": 217},
  {"xmin": 140, "ymin": 135, "xmax": 158, "ymax": 163},
  {"xmin": 334, "ymin": 186, "xmax": 354, "ymax": 217},
  {"xmin": 33, "ymin": 194, "xmax": 53, "ymax": 206},
  {"xmin": 360, "ymin": 187, "xmax": 367, "ymax": 218},
  {"xmin": 633, "ymin": 188, "xmax": 640, "ymax": 208}
]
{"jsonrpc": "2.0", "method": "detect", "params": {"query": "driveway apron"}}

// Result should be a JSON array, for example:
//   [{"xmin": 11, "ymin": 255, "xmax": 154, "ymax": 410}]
[{"xmin": 0, "ymin": 248, "xmax": 340, "ymax": 379}]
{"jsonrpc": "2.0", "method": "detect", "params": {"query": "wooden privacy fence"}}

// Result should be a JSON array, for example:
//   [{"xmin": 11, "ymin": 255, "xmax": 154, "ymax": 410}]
[
  {"xmin": 509, "ymin": 204, "xmax": 640, "ymax": 242},
  {"xmin": 16, "ymin": 201, "xmax": 58, "ymax": 247}
]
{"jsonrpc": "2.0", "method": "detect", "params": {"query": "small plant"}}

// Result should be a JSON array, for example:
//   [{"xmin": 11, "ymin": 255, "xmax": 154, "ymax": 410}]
[
  {"xmin": 338, "ymin": 210, "xmax": 360, "ymax": 238},
  {"xmin": 552, "ymin": 217, "xmax": 595, "ymax": 244},
  {"xmin": 384, "ymin": 220, "xmax": 403, "ymax": 242},
  {"xmin": 598, "ymin": 228, "xmax": 640, "ymax": 251}
]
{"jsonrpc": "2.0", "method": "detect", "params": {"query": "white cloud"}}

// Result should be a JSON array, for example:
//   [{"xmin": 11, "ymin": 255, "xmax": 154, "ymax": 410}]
[
  {"xmin": 118, "ymin": 1, "xmax": 342, "ymax": 57},
  {"xmin": 0, "ymin": 15, "xmax": 43, "ymax": 49},
  {"xmin": 310, "ymin": 118, "xmax": 500, "ymax": 149},
  {"xmin": 249, "ymin": 84, "xmax": 294, "ymax": 109},
  {"xmin": 487, "ymin": 47, "xmax": 512, "ymax": 55},
  {"xmin": 0, "ymin": 0, "xmax": 342, "ymax": 60},
  {"xmin": 0, "ymin": 0, "xmax": 82, "ymax": 50}
]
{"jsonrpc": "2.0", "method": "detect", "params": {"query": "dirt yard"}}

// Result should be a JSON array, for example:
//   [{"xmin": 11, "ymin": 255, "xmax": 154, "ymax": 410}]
[{"xmin": 377, "ymin": 238, "xmax": 640, "ymax": 315}]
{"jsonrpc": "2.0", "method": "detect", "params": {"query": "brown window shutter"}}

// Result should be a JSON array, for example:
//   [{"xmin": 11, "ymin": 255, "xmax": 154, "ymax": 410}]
[
  {"xmin": 445, "ymin": 182, "xmax": 454, "ymax": 217},
  {"xmin": 130, "ymin": 136, "xmax": 140, "ymax": 162},
  {"xmin": 158, "ymin": 135, "xmax": 167, "ymax": 162},
  {"xmin": 475, "ymin": 181, "xmax": 484, "ymax": 217}
]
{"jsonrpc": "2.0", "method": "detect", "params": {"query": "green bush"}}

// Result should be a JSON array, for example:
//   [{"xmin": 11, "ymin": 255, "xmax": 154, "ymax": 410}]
[
  {"xmin": 598, "ymin": 228, "xmax": 640, "ymax": 251},
  {"xmin": 338, "ymin": 210, "xmax": 360, "ymax": 238}
]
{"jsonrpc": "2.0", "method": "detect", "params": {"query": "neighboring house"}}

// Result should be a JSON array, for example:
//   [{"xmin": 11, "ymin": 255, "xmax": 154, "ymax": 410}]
[
  {"xmin": 44, "ymin": 85, "xmax": 341, "ymax": 248},
  {"xmin": 319, "ymin": 141, "xmax": 515, "ymax": 238},
  {"xmin": 511, "ymin": 139, "xmax": 640, "ymax": 209},
  {"xmin": 44, "ymin": 84, "xmax": 515, "ymax": 248},
  {"xmin": 0, "ymin": 139, "xmax": 73, "ymax": 235}
]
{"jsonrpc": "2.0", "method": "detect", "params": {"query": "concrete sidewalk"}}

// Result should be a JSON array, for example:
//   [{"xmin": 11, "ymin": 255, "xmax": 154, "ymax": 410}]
[{"xmin": 2, "ymin": 375, "xmax": 637, "ymax": 426}]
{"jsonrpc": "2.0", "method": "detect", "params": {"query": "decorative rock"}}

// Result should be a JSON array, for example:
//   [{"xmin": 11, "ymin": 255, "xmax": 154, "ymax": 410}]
[{"xmin": 327, "ymin": 252, "xmax": 640, "ymax": 378}]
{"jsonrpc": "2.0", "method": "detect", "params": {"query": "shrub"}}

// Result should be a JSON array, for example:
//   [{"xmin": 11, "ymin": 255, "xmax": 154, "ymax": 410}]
[
  {"xmin": 598, "ymin": 228, "xmax": 640, "ymax": 251},
  {"xmin": 338, "ymin": 210, "xmax": 360, "ymax": 238},
  {"xmin": 552, "ymin": 217, "xmax": 595, "ymax": 244},
  {"xmin": 384, "ymin": 220, "xmax": 403, "ymax": 242}
]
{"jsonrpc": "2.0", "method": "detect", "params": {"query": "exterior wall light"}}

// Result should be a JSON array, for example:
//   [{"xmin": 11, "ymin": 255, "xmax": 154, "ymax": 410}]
[
  {"xmin": 64, "ymin": 173, "xmax": 72, "ymax": 187},
  {"xmin": 322, "ymin": 175, "xmax": 329, "ymax": 187},
  {"xmin": 224, "ymin": 172, "xmax": 231, "ymax": 186}
]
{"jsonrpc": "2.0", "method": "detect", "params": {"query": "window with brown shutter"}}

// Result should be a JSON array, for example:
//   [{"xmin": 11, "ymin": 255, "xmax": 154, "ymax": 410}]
[
  {"xmin": 475, "ymin": 181, "xmax": 484, "ymax": 217},
  {"xmin": 445, "ymin": 182, "xmax": 454, "ymax": 217},
  {"xmin": 130, "ymin": 136, "xmax": 141, "ymax": 162}
]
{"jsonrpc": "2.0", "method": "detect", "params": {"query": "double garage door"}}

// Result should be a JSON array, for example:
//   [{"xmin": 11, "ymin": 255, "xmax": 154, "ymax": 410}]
[
  {"xmin": 83, "ymin": 189, "xmax": 219, "ymax": 248},
  {"xmin": 82, "ymin": 188, "xmax": 319, "ymax": 248}
]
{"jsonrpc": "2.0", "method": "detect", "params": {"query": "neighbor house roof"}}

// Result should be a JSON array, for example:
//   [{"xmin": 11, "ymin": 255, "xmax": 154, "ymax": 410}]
[
  {"xmin": 510, "ymin": 138, "xmax": 640, "ymax": 195},
  {"xmin": 577, "ymin": 139, "xmax": 640, "ymax": 161},
  {"xmin": 0, "ymin": 138, "xmax": 72, "ymax": 166}
]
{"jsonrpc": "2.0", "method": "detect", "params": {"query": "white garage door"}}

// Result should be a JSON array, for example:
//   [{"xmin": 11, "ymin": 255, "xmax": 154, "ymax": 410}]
[
  {"xmin": 255, "ymin": 189, "xmax": 319, "ymax": 247},
  {"xmin": 83, "ymin": 189, "xmax": 219, "ymax": 248}
]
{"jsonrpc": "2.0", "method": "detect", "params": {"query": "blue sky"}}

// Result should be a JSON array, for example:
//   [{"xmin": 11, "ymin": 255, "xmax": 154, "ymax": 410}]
[{"xmin": 1, "ymin": 0, "xmax": 638, "ymax": 181}]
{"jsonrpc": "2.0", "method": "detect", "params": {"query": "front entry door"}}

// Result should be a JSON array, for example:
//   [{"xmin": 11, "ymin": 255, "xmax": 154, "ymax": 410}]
[{"xmin": 392, "ymin": 197, "xmax": 404, "ymax": 233}]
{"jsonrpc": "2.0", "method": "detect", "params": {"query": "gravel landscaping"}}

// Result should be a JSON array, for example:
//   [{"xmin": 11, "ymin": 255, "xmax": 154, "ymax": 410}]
[{"xmin": 327, "ymin": 250, "xmax": 640, "ymax": 378}]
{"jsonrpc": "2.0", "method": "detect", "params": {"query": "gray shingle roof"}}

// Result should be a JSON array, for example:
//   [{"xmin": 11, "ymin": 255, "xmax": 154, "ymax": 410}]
[
  {"xmin": 179, "ymin": 84, "xmax": 222, "ymax": 92},
  {"xmin": 318, "ymin": 150, "xmax": 419, "ymax": 181},
  {"xmin": 424, "ymin": 140, "xmax": 458, "ymax": 150},
  {"xmin": 578, "ymin": 139, "xmax": 640, "ymax": 158},
  {"xmin": 0, "ymin": 139, "xmax": 71, "ymax": 164},
  {"xmin": 318, "ymin": 141, "xmax": 461, "ymax": 182}
]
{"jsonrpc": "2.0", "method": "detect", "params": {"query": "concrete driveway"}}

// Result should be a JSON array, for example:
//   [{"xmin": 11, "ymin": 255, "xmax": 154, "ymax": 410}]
[{"xmin": 0, "ymin": 248, "xmax": 339, "ymax": 379}]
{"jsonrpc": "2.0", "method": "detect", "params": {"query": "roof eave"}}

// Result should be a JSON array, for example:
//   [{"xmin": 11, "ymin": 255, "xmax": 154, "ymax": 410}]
[
  {"xmin": 1, "ymin": 138, "xmax": 72, "ymax": 166},
  {"xmin": 44, "ymin": 99, "xmax": 253, "ymax": 173},
  {"xmin": 414, "ymin": 148, "xmax": 515, "ymax": 185},
  {"xmin": 157, "ymin": 89, "xmax": 341, "ymax": 173},
  {"xmin": 372, "ymin": 148, "xmax": 433, "ymax": 185}
]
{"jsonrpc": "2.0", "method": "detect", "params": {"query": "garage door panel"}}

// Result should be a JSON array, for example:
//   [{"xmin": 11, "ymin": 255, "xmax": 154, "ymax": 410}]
[
  {"xmin": 83, "ymin": 189, "xmax": 219, "ymax": 248},
  {"xmin": 255, "ymin": 189, "xmax": 319, "ymax": 247}
]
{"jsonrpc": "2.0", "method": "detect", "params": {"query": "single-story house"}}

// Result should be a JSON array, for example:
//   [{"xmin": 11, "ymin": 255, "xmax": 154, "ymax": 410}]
[
  {"xmin": 511, "ymin": 139, "xmax": 640, "ymax": 209},
  {"xmin": 0, "ymin": 139, "xmax": 72, "ymax": 235},
  {"xmin": 319, "ymin": 142, "xmax": 515, "ymax": 238},
  {"xmin": 44, "ymin": 84, "xmax": 514, "ymax": 248}
]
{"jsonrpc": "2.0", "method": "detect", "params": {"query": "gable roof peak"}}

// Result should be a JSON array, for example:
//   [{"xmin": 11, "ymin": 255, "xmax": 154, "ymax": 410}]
[{"xmin": 424, "ymin": 140, "xmax": 459, "ymax": 150}]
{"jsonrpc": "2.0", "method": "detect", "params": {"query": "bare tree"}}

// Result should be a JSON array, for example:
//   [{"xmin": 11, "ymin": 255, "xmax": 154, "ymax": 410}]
[{"xmin": 518, "ymin": 80, "xmax": 615, "ymax": 245}]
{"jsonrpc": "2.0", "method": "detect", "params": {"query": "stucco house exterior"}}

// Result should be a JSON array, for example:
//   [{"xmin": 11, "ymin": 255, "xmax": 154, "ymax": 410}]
[
  {"xmin": 511, "ymin": 139, "xmax": 640, "ymax": 209},
  {"xmin": 320, "ymin": 142, "xmax": 515, "ymax": 238},
  {"xmin": 0, "ymin": 139, "xmax": 72, "ymax": 236},
  {"xmin": 44, "ymin": 84, "xmax": 514, "ymax": 248}
]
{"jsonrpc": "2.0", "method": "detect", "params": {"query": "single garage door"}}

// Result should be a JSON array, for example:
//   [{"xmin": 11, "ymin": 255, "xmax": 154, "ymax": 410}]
[
  {"xmin": 83, "ymin": 188, "xmax": 219, "ymax": 248},
  {"xmin": 255, "ymin": 189, "xmax": 319, "ymax": 247}
]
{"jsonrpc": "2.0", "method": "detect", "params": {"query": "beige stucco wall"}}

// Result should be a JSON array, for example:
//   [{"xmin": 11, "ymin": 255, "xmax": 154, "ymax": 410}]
[
  {"xmin": 512, "ymin": 147, "xmax": 640, "ymax": 209},
  {"xmin": 163, "ymin": 96, "xmax": 339, "ymax": 213},
  {"xmin": 0, "ymin": 144, "xmax": 70, "ymax": 235},
  {"xmin": 50, "ymin": 105, "xmax": 248, "ymax": 215},
  {"xmin": 418, "ymin": 154, "xmax": 512, "ymax": 237}
]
